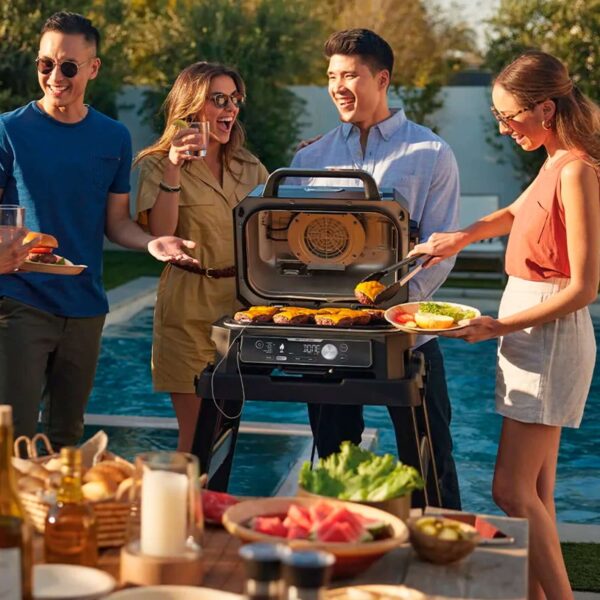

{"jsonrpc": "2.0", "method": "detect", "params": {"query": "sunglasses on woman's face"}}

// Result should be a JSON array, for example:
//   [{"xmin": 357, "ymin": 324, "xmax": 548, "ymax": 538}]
[
  {"xmin": 209, "ymin": 92, "xmax": 245, "ymax": 109},
  {"xmin": 36, "ymin": 56, "xmax": 93, "ymax": 78}
]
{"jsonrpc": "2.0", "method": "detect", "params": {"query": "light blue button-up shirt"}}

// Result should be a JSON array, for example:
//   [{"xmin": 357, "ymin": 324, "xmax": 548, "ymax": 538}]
[
  {"xmin": 290, "ymin": 108, "xmax": 460, "ymax": 345},
  {"xmin": 290, "ymin": 108, "xmax": 459, "ymax": 301}
]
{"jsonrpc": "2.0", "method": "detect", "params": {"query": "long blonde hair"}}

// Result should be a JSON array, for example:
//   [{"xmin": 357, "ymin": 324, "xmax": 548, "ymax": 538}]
[
  {"xmin": 135, "ymin": 61, "xmax": 246, "ymax": 167},
  {"xmin": 495, "ymin": 51, "xmax": 600, "ymax": 171}
]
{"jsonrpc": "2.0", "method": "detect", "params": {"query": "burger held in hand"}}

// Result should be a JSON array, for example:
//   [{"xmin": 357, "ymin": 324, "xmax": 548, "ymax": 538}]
[{"xmin": 23, "ymin": 232, "xmax": 72, "ymax": 265}]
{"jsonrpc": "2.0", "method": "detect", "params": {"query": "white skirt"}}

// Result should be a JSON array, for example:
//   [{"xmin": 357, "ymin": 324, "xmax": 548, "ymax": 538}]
[{"xmin": 496, "ymin": 276, "xmax": 596, "ymax": 428}]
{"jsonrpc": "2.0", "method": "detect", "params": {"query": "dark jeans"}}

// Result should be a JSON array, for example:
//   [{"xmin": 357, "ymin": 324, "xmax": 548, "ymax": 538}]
[
  {"xmin": 0, "ymin": 297, "xmax": 105, "ymax": 450},
  {"xmin": 307, "ymin": 338, "xmax": 461, "ymax": 509}
]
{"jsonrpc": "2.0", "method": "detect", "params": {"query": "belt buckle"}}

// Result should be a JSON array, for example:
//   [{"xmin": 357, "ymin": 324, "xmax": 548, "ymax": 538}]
[{"xmin": 205, "ymin": 268, "xmax": 216, "ymax": 278}]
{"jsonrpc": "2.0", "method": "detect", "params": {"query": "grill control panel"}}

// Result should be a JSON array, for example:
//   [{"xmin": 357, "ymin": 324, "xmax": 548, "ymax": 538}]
[{"xmin": 240, "ymin": 336, "xmax": 372, "ymax": 367}]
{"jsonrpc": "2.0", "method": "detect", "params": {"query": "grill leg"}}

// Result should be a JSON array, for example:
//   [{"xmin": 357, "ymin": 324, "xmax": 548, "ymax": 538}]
[
  {"xmin": 190, "ymin": 395, "xmax": 241, "ymax": 492},
  {"xmin": 416, "ymin": 395, "xmax": 443, "ymax": 507}
]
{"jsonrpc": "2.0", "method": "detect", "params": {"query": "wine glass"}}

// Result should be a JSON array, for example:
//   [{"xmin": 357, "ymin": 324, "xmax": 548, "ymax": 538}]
[{"xmin": 0, "ymin": 205, "xmax": 26, "ymax": 243}]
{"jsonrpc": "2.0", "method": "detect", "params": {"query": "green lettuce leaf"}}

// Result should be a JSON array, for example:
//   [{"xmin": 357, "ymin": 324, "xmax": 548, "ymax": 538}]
[
  {"xmin": 418, "ymin": 301, "xmax": 476, "ymax": 321},
  {"xmin": 298, "ymin": 441, "xmax": 424, "ymax": 501}
]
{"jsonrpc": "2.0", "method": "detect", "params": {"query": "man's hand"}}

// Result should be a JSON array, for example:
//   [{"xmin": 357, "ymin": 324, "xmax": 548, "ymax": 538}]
[
  {"xmin": 0, "ymin": 230, "xmax": 39, "ymax": 274},
  {"xmin": 147, "ymin": 236, "xmax": 199, "ymax": 266}
]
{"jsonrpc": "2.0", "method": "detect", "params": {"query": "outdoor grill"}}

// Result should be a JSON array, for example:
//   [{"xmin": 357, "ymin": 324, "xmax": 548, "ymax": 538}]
[{"xmin": 192, "ymin": 168, "xmax": 441, "ymax": 507}]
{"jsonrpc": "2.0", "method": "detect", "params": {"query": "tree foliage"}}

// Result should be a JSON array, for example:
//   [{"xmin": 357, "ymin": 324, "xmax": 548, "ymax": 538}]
[
  {"xmin": 309, "ymin": 0, "xmax": 477, "ymax": 127},
  {"xmin": 0, "ymin": 0, "xmax": 475, "ymax": 170},
  {"xmin": 127, "ymin": 0, "xmax": 323, "ymax": 171},
  {"xmin": 484, "ymin": 0, "xmax": 600, "ymax": 184}
]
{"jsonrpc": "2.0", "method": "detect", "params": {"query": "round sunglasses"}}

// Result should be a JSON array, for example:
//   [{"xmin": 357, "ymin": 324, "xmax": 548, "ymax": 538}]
[
  {"xmin": 209, "ymin": 92, "xmax": 245, "ymax": 109},
  {"xmin": 36, "ymin": 57, "xmax": 94, "ymax": 78}
]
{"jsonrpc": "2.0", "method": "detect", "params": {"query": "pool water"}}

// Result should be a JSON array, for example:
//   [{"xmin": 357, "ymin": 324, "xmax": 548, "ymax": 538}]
[{"xmin": 88, "ymin": 307, "xmax": 600, "ymax": 524}]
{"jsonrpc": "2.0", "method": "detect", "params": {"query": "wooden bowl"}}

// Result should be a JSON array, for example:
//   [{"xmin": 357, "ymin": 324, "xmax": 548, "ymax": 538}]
[
  {"xmin": 222, "ymin": 496, "xmax": 408, "ymax": 578},
  {"xmin": 406, "ymin": 516, "xmax": 480, "ymax": 564},
  {"xmin": 296, "ymin": 486, "xmax": 411, "ymax": 522}
]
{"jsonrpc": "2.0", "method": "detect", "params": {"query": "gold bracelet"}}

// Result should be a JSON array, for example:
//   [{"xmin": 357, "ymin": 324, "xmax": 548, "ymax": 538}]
[{"xmin": 159, "ymin": 181, "xmax": 181, "ymax": 193}]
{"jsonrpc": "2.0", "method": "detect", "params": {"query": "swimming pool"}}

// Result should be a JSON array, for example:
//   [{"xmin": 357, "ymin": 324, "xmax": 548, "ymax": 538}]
[{"xmin": 88, "ymin": 307, "xmax": 600, "ymax": 524}]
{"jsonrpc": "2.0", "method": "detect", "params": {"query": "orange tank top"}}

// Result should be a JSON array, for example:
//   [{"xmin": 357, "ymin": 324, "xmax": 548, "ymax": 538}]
[{"xmin": 505, "ymin": 152, "xmax": 579, "ymax": 281}]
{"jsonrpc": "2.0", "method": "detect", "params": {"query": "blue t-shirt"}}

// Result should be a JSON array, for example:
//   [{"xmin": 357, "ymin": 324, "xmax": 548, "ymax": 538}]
[{"xmin": 0, "ymin": 101, "xmax": 132, "ymax": 317}]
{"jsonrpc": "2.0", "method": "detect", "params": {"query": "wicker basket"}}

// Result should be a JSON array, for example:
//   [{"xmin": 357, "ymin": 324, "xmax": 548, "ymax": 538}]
[{"xmin": 14, "ymin": 433, "xmax": 132, "ymax": 548}]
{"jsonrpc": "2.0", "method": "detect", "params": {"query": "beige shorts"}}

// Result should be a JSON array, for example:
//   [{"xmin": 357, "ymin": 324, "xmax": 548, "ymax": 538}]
[{"xmin": 496, "ymin": 276, "xmax": 595, "ymax": 428}]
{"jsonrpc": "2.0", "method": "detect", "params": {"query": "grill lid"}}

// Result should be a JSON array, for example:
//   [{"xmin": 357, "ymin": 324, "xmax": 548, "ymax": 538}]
[{"xmin": 234, "ymin": 168, "xmax": 412, "ymax": 309}]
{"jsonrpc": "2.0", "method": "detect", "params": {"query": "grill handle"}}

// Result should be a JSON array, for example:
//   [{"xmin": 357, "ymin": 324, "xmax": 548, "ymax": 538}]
[{"xmin": 262, "ymin": 168, "xmax": 381, "ymax": 201}]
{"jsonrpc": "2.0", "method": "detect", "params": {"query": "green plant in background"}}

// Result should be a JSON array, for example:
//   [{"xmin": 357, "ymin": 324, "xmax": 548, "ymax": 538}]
[{"xmin": 484, "ymin": 0, "xmax": 600, "ymax": 186}]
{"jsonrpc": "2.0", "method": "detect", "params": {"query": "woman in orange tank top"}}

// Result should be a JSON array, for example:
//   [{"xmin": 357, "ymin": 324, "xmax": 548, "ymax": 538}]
[{"xmin": 411, "ymin": 51, "xmax": 600, "ymax": 600}]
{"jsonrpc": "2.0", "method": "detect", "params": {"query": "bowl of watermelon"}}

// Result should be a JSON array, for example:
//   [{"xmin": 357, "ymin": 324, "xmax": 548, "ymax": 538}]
[{"xmin": 222, "ymin": 496, "xmax": 408, "ymax": 578}]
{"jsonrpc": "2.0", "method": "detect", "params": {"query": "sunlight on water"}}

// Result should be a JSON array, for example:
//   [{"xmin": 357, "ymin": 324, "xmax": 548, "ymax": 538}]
[{"xmin": 89, "ymin": 308, "xmax": 600, "ymax": 523}]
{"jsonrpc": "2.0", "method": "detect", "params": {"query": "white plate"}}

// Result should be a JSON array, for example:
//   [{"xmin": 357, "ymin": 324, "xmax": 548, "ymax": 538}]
[
  {"xmin": 327, "ymin": 584, "xmax": 431, "ymax": 600},
  {"xmin": 20, "ymin": 260, "xmax": 87, "ymax": 275},
  {"xmin": 106, "ymin": 586, "xmax": 242, "ymax": 600},
  {"xmin": 33, "ymin": 564, "xmax": 116, "ymax": 600},
  {"xmin": 384, "ymin": 301, "xmax": 481, "ymax": 334}
]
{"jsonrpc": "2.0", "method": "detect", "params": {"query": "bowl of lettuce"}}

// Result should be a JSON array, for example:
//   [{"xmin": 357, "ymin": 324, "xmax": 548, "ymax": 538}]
[{"xmin": 298, "ymin": 442, "xmax": 424, "ymax": 521}]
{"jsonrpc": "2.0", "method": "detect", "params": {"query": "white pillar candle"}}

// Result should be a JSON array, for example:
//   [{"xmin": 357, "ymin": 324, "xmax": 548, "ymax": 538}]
[{"xmin": 141, "ymin": 469, "xmax": 188, "ymax": 557}]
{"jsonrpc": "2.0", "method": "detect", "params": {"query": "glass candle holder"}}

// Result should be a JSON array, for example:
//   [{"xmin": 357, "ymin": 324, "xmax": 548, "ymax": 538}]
[{"xmin": 121, "ymin": 452, "xmax": 203, "ymax": 586}]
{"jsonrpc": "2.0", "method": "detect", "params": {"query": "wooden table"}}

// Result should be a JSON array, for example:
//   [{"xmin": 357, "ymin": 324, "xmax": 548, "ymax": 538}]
[{"xmin": 96, "ymin": 512, "xmax": 527, "ymax": 599}]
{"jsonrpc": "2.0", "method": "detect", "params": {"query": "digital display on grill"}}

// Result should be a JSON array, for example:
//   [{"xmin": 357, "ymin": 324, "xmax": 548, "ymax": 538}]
[{"xmin": 239, "ymin": 336, "xmax": 372, "ymax": 367}]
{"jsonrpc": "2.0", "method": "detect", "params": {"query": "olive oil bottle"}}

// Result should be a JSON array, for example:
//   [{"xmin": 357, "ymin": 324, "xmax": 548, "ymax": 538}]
[
  {"xmin": 44, "ymin": 447, "xmax": 98, "ymax": 566},
  {"xmin": 0, "ymin": 405, "xmax": 33, "ymax": 600}
]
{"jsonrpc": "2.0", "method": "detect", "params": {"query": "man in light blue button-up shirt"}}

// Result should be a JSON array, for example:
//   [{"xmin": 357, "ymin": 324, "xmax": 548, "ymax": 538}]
[{"xmin": 291, "ymin": 29, "xmax": 461, "ymax": 508}]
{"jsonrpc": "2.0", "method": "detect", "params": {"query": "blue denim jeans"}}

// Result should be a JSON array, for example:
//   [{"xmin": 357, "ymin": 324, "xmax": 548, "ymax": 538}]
[{"xmin": 307, "ymin": 338, "xmax": 461, "ymax": 510}]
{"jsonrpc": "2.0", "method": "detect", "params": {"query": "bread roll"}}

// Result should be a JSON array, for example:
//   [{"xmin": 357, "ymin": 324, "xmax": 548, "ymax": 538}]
[
  {"xmin": 82, "ymin": 479, "xmax": 116, "ymax": 501},
  {"xmin": 84, "ymin": 463, "xmax": 126, "ymax": 485},
  {"xmin": 95, "ymin": 459, "xmax": 134, "ymax": 479},
  {"xmin": 29, "ymin": 464, "xmax": 51, "ymax": 482},
  {"xmin": 43, "ymin": 457, "xmax": 64, "ymax": 472},
  {"xmin": 17, "ymin": 475, "xmax": 46, "ymax": 493}
]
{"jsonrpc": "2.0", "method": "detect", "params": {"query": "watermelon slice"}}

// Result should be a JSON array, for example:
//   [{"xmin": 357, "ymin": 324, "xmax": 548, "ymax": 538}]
[{"xmin": 252, "ymin": 516, "xmax": 288, "ymax": 538}]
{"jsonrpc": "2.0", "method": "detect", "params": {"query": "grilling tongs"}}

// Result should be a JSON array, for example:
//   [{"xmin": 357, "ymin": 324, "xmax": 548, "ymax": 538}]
[{"xmin": 359, "ymin": 253, "xmax": 429, "ymax": 304}]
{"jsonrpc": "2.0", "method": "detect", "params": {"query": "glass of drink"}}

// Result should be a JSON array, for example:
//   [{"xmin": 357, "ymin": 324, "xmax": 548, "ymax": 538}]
[
  {"xmin": 0, "ymin": 205, "xmax": 26, "ymax": 243},
  {"xmin": 189, "ymin": 121, "xmax": 210, "ymax": 157}
]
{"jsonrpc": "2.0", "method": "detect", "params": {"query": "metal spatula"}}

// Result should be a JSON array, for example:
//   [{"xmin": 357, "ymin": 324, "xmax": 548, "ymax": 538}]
[{"xmin": 359, "ymin": 253, "xmax": 426, "ymax": 284}]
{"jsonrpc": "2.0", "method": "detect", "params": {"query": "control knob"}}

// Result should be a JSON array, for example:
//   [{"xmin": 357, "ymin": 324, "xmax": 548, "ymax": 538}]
[{"xmin": 321, "ymin": 343, "xmax": 338, "ymax": 360}]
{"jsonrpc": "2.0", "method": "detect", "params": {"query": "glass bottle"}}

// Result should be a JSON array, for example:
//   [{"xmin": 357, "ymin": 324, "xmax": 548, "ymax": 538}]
[
  {"xmin": 44, "ymin": 447, "xmax": 98, "ymax": 566},
  {"xmin": 0, "ymin": 405, "xmax": 33, "ymax": 600}
]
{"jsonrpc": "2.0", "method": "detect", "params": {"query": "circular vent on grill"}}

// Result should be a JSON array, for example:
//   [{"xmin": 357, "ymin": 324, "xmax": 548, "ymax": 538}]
[
  {"xmin": 304, "ymin": 217, "xmax": 349, "ymax": 259},
  {"xmin": 288, "ymin": 213, "xmax": 366, "ymax": 266}
]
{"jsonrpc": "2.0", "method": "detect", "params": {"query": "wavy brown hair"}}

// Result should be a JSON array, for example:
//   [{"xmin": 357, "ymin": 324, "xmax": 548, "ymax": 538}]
[
  {"xmin": 135, "ymin": 61, "xmax": 246, "ymax": 167},
  {"xmin": 495, "ymin": 51, "xmax": 600, "ymax": 171}
]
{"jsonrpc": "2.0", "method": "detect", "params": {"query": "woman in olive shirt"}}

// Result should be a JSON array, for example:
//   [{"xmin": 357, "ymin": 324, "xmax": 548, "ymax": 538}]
[{"xmin": 135, "ymin": 62, "xmax": 268, "ymax": 451}]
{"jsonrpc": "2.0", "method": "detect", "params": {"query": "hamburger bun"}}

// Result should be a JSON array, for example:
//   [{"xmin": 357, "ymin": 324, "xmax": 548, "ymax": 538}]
[
  {"xmin": 23, "ymin": 231, "xmax": 58, "ymax": 251},
  {"xmin": 414, "ymin": 312, "xmax": 455, "ymax": 329}
]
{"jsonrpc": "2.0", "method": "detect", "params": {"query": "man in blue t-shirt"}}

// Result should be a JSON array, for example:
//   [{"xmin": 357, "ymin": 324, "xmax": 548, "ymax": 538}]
[{"xmin": 0, "ymin": 12, "xmax": 197, "ymax": 448}]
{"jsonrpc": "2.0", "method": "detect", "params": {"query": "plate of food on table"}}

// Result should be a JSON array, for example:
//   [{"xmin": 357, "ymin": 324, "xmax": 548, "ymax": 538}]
[
  {"xmin": 19, "ymin": 231, "xmax": 86, "ymax": 275},
  {"xmin": 385, "ymin": 301, "xmax": 480, "ymax": 333}
]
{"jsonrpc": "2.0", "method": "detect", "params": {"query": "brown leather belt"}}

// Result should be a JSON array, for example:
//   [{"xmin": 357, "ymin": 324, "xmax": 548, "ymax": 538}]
[{"xmin": 171, "ymin": 263, "xmax": 236, "ymax": 278}]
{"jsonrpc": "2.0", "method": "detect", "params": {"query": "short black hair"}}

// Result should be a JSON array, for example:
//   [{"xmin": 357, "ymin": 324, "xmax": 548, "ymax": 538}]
[
  {"xmin": 324, "ymin": 29, "xmax": 393, "ymax": 77},
  {"xmin": 40, "ymin": 12, "xmax": 100, "ymax": 53}
]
